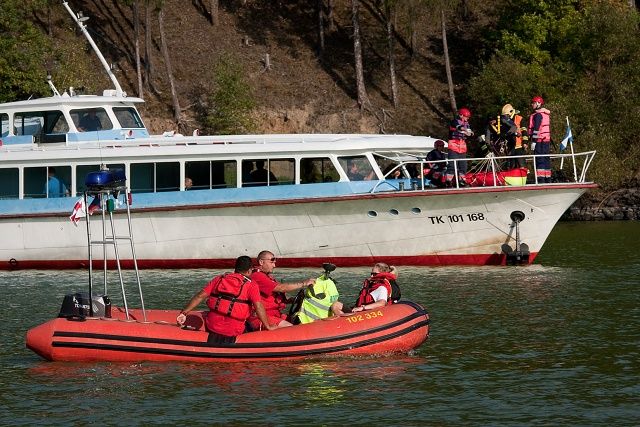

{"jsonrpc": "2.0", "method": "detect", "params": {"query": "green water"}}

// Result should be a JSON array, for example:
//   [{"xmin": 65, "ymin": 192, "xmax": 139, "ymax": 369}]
[{"xmin": 1, "ymin": 222, "xmax": 638, "ymax": 425}]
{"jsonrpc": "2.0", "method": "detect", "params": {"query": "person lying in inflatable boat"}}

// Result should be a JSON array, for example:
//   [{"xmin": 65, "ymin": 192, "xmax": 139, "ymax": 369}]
[{"xmin": 332, "ymin": 262, "xmax": 401, "ymax": 315}]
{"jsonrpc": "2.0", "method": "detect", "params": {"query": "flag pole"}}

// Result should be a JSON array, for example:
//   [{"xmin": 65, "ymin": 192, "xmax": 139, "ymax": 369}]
[
  {"xmin": 569, "ymin": 117, "xmax": 578, "ymax": 182},
  {"xmin": 560, "ymin": 116, "xmax": 568, "ymax": 170}
]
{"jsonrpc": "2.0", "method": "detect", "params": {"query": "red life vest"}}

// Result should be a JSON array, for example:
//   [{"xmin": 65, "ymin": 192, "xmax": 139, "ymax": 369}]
[
  {"xmin": 528, "ymin": 109, "xmax": 551, "ymax": 142},
  {"xmin": 355, "ymin": 272, "xmax": 395, "ymax": 306},
  {"xmin": 447, "ymin": 139, "xmax": 467, "ymax": 154},
  {"xmin": 206, "ymin": 273, "xmax": 252, "ymax": 321},
  {"xmin": 448, "ymin": 118, "xmax": 470, "ymax": 154}
]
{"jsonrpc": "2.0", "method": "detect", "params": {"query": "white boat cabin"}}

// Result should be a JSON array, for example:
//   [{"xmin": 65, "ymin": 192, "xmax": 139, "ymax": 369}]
[
  {"xmin": 0, "ymin": 90, "xmax": 148, "ymax": 146},
  {"xmin": 0, "ymin": 91, "xmax": 438, "ymax": 200}
]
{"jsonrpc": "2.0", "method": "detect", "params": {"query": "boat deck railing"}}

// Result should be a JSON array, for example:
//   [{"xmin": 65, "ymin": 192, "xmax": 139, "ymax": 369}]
[{"xmin": 371, "ymin": 149, "xmax": 597, "ymax": 193}]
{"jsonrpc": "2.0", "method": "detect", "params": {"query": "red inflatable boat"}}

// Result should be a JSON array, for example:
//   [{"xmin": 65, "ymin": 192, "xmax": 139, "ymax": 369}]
[{"xmin": 26, "ymin": 301, "xmax": 429, "ymax": 362}]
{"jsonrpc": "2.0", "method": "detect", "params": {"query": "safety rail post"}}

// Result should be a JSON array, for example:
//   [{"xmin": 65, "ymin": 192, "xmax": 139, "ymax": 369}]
[
  {"xmin": 124, "ymin": 192, "xmax": 145, "ymax": 320},
  {"xmin": 84, "ymin": 192, "xmax": 94, "ymax": 316}
]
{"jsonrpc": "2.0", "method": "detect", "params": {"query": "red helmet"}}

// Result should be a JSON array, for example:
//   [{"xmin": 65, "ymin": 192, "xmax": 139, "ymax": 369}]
[
  {"xmin": 458, "ymin": 107, "xmax": 472, "ymax": 118},
  {"xmin": 531, "ymin": 96, "xmax": 544, "ymax": 105}
]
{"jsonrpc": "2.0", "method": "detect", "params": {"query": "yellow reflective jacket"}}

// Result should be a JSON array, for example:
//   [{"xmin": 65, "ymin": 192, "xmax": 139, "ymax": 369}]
[{"xmin": 295, "ymin": 275, "xmax": 339, "ymax": 324}]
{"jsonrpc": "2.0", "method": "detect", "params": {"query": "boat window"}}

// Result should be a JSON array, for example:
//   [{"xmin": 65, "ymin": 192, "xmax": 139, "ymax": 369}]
[
  {"xmin": 373, "ymin": 154, "xmax": 415, "ymax": 179},
  {"xmin": 130, "ymin": 162, "xmax": 180, "ymax": 193},
  {"xmin": 156, "ymin": 162, "xmax": 180, "ymax": 192},
  {"xmin": 212, "ymin": 160, "xmax": 236, "ymax": 189},
  {"xmin": 113, "ymin": 107, "xmax": 145, "ymax": 129},
  {"xmin": 14, "ymin": 111, "xmax": 69, "ymax": 143},
  {"xmin": 75, "ymin": 164, "xmax": 125, "ymax": 196},
  {"xmin": 185, "ymin": 160, "xmax": 237, "ymax": 190},
  {"xmin": 0, "ymin": 168, "xmax": 19, "ymax": 199},
  {"xmin": 44, "ymin": 111, "xmax": 69, "ymax": 134},
  {"xmin": 69, "ymin": 108, "xmax": 113, "ymax": 132},
  {"xmin": 14, "ymin": 114, "xmax": 44, "ymax": 140},
  {"xmin": 270, "ymin": 159, "xmax": 294, "ymax": 185},
  {"xmin": 1, "ymin": 113, "xmax": 9, "ymax": 137},
  {"xmin": 300, "ymin": 158, "xmax": 339, "ymax": 184},
  {"xmin": 24, "ymin": 166, "xmax": 71, "ymax": 198},
  {"xmin": 242, "ymin": 159, "xmax": 293, "ymax": 187},
  {"xmin": 338, "ymin": 155, "xmax": 375, "ymax": 181}
]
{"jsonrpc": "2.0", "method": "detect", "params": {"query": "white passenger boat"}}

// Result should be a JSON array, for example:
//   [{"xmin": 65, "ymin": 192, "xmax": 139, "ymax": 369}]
[{"xmin": 0, "ymin": 2, "xmax": 596, "ymax": 270}]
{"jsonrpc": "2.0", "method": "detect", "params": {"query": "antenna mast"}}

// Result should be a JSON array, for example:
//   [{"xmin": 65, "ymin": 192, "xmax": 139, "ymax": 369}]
[{"xmin": 62, "ymin": 1, "xmax": 124, "ymax": 97}]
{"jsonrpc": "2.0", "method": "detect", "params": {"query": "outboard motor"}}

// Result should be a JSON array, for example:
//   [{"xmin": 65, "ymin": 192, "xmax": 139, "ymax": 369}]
[
  {"xmin": 502, "ymin": 210, "xmax": 531, "ymax": 265},
  {"xmin": 58, "ymin": 292, "xmax": 112, "ymax": 319}
]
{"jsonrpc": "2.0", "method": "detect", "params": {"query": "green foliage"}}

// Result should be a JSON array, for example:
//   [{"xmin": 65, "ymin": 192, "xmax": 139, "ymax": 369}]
[
  {"xmin": 204, "ymin": 56, "xmax": 256, "ymax": 135},
  {"xmin": 467, "ymin": 55, "xmax": 562, "ymax": 120},
  {"xmin": 468, "ymin": 1, "xmax": 640, "ymax": 189},
  {"xmin": 0, "ymin": 1, "xmax": 51, "ymax": 102},
  {"xmin": 493, "ymin": 0, "xmax": 582, "ymax": 66}
]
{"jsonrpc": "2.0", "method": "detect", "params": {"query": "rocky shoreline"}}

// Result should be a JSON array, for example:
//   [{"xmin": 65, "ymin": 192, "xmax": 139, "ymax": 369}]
[{"xmin": 563, "ymin": 186, "xmax": 640, "ymax": 221}]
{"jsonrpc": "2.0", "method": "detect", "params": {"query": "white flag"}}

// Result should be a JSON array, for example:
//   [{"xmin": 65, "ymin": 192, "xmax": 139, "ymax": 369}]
[{"xmin": 69, "ymin": 198, "xmax": 86, "ymax": 226}]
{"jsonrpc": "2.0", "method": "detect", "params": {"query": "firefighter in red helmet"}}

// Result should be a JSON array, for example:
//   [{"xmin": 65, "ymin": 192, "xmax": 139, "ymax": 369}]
[{"xmin": 446, "ymin": 107, "xmax": 474, "ymax": 187}]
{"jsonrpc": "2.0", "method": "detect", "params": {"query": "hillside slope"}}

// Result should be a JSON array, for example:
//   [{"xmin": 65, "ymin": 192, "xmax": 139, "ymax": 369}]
[{"xmin": 65, "ymin": 0, "xmax": 479, "ymax": 139}]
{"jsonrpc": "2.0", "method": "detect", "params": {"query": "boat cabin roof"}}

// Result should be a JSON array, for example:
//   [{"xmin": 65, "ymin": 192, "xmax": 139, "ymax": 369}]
[{"xmin": 0, "ymin": 93, "xmax": 144, "ymax": 113}]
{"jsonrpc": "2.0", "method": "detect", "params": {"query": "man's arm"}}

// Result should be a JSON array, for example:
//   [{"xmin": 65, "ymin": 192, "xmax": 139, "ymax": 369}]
[
  {"xmin": 176, "ymin": 289, "xmax": 208, "ymax": 325},
  {"xmin": 272, "ymin": 279, "xmax": 315, "ymax": 294},
  {"xmin": 253, "ymin": 301, "xmax": 276, "ymax": 331}
]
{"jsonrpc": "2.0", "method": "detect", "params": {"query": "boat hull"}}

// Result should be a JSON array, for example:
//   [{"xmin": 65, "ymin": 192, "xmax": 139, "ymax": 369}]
[
  {"xmin": 26, "ymin": 302, "xmax": 430, "ymax": 362},
  {"xmin": 1, "ymin": 184, "xmax": 591, "ymax": 269}
]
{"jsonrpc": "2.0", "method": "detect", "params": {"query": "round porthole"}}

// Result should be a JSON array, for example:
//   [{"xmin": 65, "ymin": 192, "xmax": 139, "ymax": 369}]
[
  {"xmin": 411, "ymin": 207, "xmax": 421, "ymax": 214},
  {"xmin": 367, "ymin": 211, "xmax": 378, "ymax": 217},
  {"xmin": 389, "ymin": 209, "xmax": 399, "ymax": 216}
]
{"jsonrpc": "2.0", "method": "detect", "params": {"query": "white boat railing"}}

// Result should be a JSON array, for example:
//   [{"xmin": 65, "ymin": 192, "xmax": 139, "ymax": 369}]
[{"xmin": 371, "ymin": 150, "xmax": 597, "ymax": 193}]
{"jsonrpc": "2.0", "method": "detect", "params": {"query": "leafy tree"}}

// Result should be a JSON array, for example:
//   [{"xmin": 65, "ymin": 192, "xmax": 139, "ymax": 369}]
[
  {"xmin": 204, "ymin": 56, "xmax": 256, "ymax": 135},
  {"xmin": 468, "ymin": 0, "xmax": 640, "ymax": 189},
  {"xmin": 0, "ymin": 0, "xmax": 50, "ymax": 102}
]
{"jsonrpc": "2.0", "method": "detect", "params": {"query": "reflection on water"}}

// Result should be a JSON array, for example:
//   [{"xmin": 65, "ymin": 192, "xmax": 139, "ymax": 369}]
[{"xmin": 2, "ymin": 222, "xmax": 639, "ymax": 425}]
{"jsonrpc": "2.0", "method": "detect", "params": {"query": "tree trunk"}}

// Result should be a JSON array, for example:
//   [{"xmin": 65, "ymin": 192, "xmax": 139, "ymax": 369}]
[
  {"xmin": 47, "ymin": 1, "xmax": 53, "ymax": 36},
  {"xmin": 442, "ymin": 9, "xmax": 457, "ymax": 113},
  {"xmin": 134, "ymin": 0, "xmax": 144, "ymax": 98},
  {"xmin": 210, "ymin": 0, "xmax": 219, "ymax": 26},
  {"xmin": 352, "ymin": 0, "xmax": 370, "ymax": 110},
  {"xmin": 327, "ymin": 0, "xmax": 336, "ymax": 31},
  {"xmin": 408, "ymin": 0, "xmax": 417, "ymax": 57},
  {"xmin": 317, "ymin": 0, "xmax": 325, "ymax": 57},
  {"xmin": 461, "ymin": 0, "xmax": 469, "ymax": 18},
  {"xmin": 158, "ymin": 7, "xmax": 182, "ymax": 125},
  {"xmin": 144, "ymin": 0, "xmax": 153, "ymax": 90},
  {"xmin": 386, "ymin": 2, "xmax": 398, "ymax": 108}
]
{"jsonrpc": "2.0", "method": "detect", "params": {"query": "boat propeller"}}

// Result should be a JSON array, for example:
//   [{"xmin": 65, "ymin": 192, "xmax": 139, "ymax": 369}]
[{"xmin": 502, "ymin": 210, "xmax": 530, "ymax": 265}]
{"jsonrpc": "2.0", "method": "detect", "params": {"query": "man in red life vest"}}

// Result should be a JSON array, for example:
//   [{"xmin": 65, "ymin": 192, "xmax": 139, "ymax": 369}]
[
  {"xmin": 447, "ymin": 107, "xmax": 474, "ymax": 187},
  {"xmin": 246, "ymin": 250, "xmax": 316, "ymax": 331},
  {"xmin": 331, "ymin": 262, "xmax": 399, "ymax": 314},
  {"xmin": 177, "ymin": 255, "xmax": 274, "ymax": 343},
  {"xmin": 528, "ymin": 96, "xmax": 552, "ymax": 183}
]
